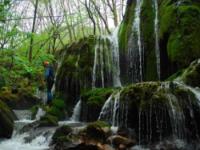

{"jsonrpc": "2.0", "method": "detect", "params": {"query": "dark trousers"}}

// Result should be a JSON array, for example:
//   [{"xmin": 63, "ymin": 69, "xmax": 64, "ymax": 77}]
[{"xmin": 47, "ymin": 81, "xmax": 54, "ymax": 105}]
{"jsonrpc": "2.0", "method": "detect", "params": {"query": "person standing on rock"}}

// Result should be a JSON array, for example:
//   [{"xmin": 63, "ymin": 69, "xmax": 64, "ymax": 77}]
[{"xmin": 43, "ymin": 61, "xmax": 54, "ymax": 105}]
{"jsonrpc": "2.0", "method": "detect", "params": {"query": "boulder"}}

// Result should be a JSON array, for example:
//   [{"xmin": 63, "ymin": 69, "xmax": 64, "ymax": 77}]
[
  {"xmin": 0, "ymin": 100, "xmax": 16, "ymax": 138},
  {"xmin": 107, "ymin": 135, "xmax": 136, "ymax": 149}
]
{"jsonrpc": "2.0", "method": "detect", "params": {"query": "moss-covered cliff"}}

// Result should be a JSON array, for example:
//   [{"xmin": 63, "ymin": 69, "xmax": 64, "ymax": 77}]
[{"xmin": 119, "ymin": 0, "xmax": 200, "ymax": 81}]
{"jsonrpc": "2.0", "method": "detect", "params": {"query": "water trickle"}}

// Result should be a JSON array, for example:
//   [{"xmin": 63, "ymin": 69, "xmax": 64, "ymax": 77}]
[
  {"xmin": 98, "ymin": 91, "xmax": 127, "ymax": 127},
  {"xmin": 128, "ymin": 0, "xmax": 144, "ymax": 82},
  {"xmin": 153, "ymin": 0, "xmax": 161, "ymax": 80},
  {"xmin": 112, "ymin": 92, "xmax": 121, "ymax": 126},
  {"xmin": 92, "ymin": 37, "xmax": 106, "ymax": 88},
  {"xmin": 98, "ymin": 94, "xmax": 113, "ymax": 120},
  {"xmin": 70, "ymin": 99, "xmax": 82, "ymax": 122}
]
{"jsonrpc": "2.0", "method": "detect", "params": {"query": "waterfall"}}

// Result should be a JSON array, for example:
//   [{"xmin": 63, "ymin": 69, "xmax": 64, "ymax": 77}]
[
  {"xmin": 134, "ymin": 0, "xmax": 143, "ymax": 82},
  {"xmin": 109, "ymin": 27, "xmax": 122, "ymax": 87},
  {"xmin": 92, "ymin": 33, "xmax": 122, "ymax": 88},
  {"xmin": 52, "ymin": 50, "xmax": 67, "ymax": 96},
  {"xmin": 98, "ymin": 91, "xmax": 127, "ymax": 127},
  {"xmin": 70, "ymin": 99, "xmax": 82, "ymax": 122},
  {"xmin": 112, "ymin": 92, "xmax": 121, "ymax": 127},
  {"xmin": 98, "ymin": 94, "xmax": 113, "ymax": 120},
  {"xmin": 128, "ymin": 0, "xmax": 144, "ymax": 82},
  {"xmin": 153, "ymin": 0, "xmax": 161, "ymax": 80},
  {"xmin": 92, "ymin": 37, "xmax": 103, "ymax": 88},
  {"xmin": 166, "ymin": 93, "xmax": 186, "ymax": 139}
]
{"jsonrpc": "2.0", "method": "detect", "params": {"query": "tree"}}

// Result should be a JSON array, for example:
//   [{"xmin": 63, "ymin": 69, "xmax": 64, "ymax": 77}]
[{"xmin": 29, "ymin": 0, "xmax": 39, "ymax": 62}]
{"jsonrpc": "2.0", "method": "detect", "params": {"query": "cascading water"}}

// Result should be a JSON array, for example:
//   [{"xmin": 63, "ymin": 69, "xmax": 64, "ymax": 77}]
[
  {"xmin": 128, "ymin": 0, "xmax": 144, "ymax": 82},
  {"xmin": 92, "ymin": 32, "xmax": 122, "ymax": 88},
  {"xmin": 0, "ymin": 110, "xmax": 54, "ymax": 150},
  {"xmin": 92, "ymin": 37, "xmax": 100, "ymax": 88},
  {"xmin": 109, "ymin": 26, "xmax": 122, "ymax": 87},
  {"xmin": 153, "ymin": 0, "xmax": 161, "ymax": 80},
  {"xmin": 70, "ymin": 99, "xmax": 82, "ymax": 122},
  {"xmin": 98, "ymin": 91, "xmax": 128, "ymax": 127}
]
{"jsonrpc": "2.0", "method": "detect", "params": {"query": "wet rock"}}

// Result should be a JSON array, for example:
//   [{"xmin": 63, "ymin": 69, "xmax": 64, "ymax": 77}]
[
  {"xmin": 0, "ymin": 100, "xmax": 16, "ymax": 138},
  {"xmin": 80, "ymin": 121, "xmax": 111, "ymax": 144},
  {"xmin": 107, "ymin": 135, "xmax": 136, "ymax": 149},
  {"xmin": 66, "ymin": 143, "xmax": 100, "ymax": 150},
  {"xmin": 51, "ymin": 125, "xmax": 72, "ymax": 145}
]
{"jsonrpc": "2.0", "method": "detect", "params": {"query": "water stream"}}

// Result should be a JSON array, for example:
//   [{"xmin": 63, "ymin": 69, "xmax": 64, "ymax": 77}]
[
  {"xmin": 127, "ymin": 0, "xmax": 144, "ymax": 82},
  {"xmin": 153, "ymin": 0, "xmax": 161, "ymax": 80},
  {"xmin": 0, "ymin": 110, "xmax": 53, "ymax": 150}
]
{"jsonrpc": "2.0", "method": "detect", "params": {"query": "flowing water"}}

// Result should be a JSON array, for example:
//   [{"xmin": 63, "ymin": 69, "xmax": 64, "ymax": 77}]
[
  {"xmin": 0, "ymin": 110, "xmax": 53, "ymax": 150},
  {"xmin": 70, "ymin": 99, "xmax": 82, "ymax": 122},
  {"xmin": 98, "ymin": 91, "xmax": 128, "ymax": 127},
  {"xmin": 128, "ymin": 0, "xmax": 144, "ymax": 82},
  {"xmin": 92, "ymin": 27, "xmax": 122, "ymax": 88},
  {"xmin": 109, "ymin": 26, "xmax": 122, "ymax": 87},
  {"xmin": 153, "ymin": 0, "xmax": 161, "ymax": 80}
]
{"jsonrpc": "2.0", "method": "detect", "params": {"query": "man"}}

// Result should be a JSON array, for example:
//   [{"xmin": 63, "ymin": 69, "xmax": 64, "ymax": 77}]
[{"xmin": 43, "ymin": 61, "xmax": 54, "ymax": 105}]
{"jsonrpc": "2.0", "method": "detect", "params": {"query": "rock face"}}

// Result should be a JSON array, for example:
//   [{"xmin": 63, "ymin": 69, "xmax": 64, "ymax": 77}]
[
  {"xmin": 80, "ymin": 88, "xmax": 113, "ymax": 122},
  {"xmin": 56, "ymin": 36, "xmax": 119, "ymax": 113},
  {"xmin": 0, "ymin": 100, "xmax": 16, "ymax": 138}
]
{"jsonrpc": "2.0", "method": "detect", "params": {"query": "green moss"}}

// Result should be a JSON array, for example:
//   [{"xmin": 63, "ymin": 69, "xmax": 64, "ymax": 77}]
[
  {"xmin": 141, "ymin": 0, "xmax": 157, "ymax": 80},
  {"xmin": 47, "ymin": 106, "xmax": 65, "ymax": 120},
  {"xmin": 174, "ymin": 59, "xmax": 200, "ymax": 87},
  {"xmin": 118, "ymin": 2, "xmax": 135, "ymax": 52},
  {"xmin": 82, "ymin": 88, "xmax": 114, "ymax": 106},
  {"xmin": 52, "ymin": 99, "xmax": 65, "ymax": 110},
  {"xmin": 83, "ymin": 121, "xmax": 109, "ymax": 142},
  {"xmin": 121, "ymin": 82, "xmax": 161, "ymax": 109},
  {"xmin": 39, "ymin": 114, "xmax": 58, "ymax": 127},
  {"xmin": 159, "ymin": 1, "xmax": 200, "ymax": 71},
  {"xmin": 52, "ymin": 125, "xmax": 72, "ymax": 143},
  {"xmin": 88, "ymin": 121, "xmax": 110, "ymax": 128},
  {"xmin": 167, "ymin": 69, "xmax": 185, "ymax": 81}
]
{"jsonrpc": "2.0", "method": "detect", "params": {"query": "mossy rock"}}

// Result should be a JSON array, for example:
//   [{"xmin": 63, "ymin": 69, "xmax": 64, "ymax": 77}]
[
  {"xmin": 181, "ymin": 60, "xmax": 200, "ymax": 87},
  {"xmin": 0, "ymin": 86, "xmax": 39, "ymax": 109},
  {"xmin": 52, "ymin": 125, "xmax": 72, "ymax": 144},
  {"xmin": 39, "ymin": 114, "xmax": 58, "ymax": 127},
  {"xmin": 82, "ymin": 88, "xmax": 113, "ymax": 106},
  {"xmin": 47, "ymin": 106, "xmax": 65, "ymax": 121},
  {"xmin": 159, "ymin": 0, "xmax": 200, "ymax": 78},
  {"xmin": 82, "ymin": 121, "xmax": 110, "ymax": 143},
  {"xmin": 0, "ymin": 100, "xmax": 15, "ymax": 138},
  {"xmin": 169, "ymin": 59, "xmax": 200, "ymax": 87}
]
